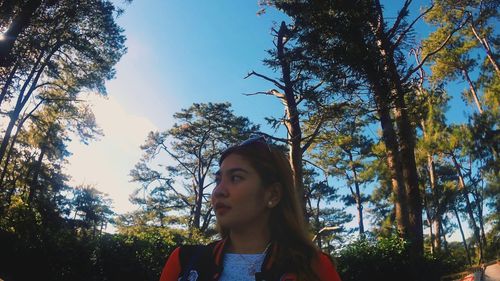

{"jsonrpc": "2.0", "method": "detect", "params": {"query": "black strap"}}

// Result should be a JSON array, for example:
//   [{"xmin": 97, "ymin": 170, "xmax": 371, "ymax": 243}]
[{"xmin": 179, "ymin": 245, "xmax": 206, "ymax": 281}]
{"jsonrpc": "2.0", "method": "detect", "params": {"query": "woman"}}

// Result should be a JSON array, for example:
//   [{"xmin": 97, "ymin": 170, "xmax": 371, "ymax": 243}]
[{"xmin": 160, "ymin": 135, "xmax": 342, "ymax": 281}]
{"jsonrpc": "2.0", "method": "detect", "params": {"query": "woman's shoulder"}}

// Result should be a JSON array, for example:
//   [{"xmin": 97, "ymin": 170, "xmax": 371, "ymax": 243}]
[
  {"xmin": 316, "ymin": 250, "xmax": 336, "ymax": 264},
  {"xmin": 160, "ymin": 242, "xmax": 221, "ymax": 281},
  {"xmin": 175, "ymin": 240, "xmax": 224, "ymax": 264},
  {"xmin": 313, "ymin": 251, "xmax": 342, "ymax": 281}
]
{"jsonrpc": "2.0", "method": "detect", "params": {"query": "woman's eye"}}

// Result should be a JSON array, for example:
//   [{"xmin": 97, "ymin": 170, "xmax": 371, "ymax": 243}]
[{"xmin": 231, "ymin": 175, "xmax": 243, "ymax": 182}]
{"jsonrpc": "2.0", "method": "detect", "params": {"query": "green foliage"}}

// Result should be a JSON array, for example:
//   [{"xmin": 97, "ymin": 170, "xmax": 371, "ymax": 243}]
[
  {"xmin": 129, "ymin": 102, "xmax": 259, "ymax": 236},
  {"xmin": 0, "ymin": 226, "xmax": 178, "ymax": 281},
  {"xmin": 337, "ymin": 236, "xmax": 464, "ymax": 281}
]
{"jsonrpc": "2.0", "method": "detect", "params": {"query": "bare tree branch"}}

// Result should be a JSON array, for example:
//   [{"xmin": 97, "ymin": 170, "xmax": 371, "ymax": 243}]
[
  {"xmin": 387, "ymin": 0, "xmax": 413, "ymax": 39},
  {"xmin": 160, "ymin": 142, "xmax": 197, "ymax": 179},
  {"xmin": 162, "ymin": 179, "xmax": 191, "ymax": 206},
  {"xmin": 391, "ymin": 4, "xmax": 434, "ymax": 51},
  {"xmin": 403, "ymin": 14, "xmax": 470, "ymax": 83},
  {"xmin": 301, "ymin": 116, "xmax": 325, "ymax": 154},
  {"xmin": 253, "ymin": 131, "xmax": 289, "ymax": 144},
  {"xmin": 245, "ymin": 70, "xmax": 285, "ymax": 90},
  {"xmin": 243, "ymin": 91, "xmax": 275, "ymax": 96}
]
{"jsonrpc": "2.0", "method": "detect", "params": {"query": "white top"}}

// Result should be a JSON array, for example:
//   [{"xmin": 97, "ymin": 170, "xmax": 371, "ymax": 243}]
[{"xmin": 219, "ymin": 253, "xmax": 266, "ymax": 281}]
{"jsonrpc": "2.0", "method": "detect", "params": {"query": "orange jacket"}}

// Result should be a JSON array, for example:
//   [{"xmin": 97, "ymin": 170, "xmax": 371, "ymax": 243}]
[{"xmin": 160, "ymin": 239, "xmax": 342, "ymax": 281}]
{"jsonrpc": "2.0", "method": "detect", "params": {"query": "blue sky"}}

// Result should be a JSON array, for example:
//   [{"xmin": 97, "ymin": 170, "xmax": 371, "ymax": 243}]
[
  {"xmin": 64, "ymin": 1, "xmax": 478, "ymax": 239},
  {"xmin": 65, "ymin": 1, "xmax": 291, "ymax": 215}
]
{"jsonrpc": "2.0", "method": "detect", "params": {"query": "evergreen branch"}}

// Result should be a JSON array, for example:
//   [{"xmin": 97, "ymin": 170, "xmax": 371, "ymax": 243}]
[
  {"xmin": 387, "ymin": 0, "xmax": 413, "ymax": 40},
  {"xmin": 301, "ymin": 115, "xmax": 325, "ymax": 154},
  {"xmin": 391, "ymin": 4, "xmax": 434, "ymax": 51},
  {"xmin": 166, "ymin": 184, "xmax": 191, "ymax": 207},
  {"xmin": 303, "ymin": 158, "xmax": 329, "ymax": 178},
  {"xmin": 160, "ymin": 142, "xmax": 197, "ymax": 179},
  {"xmin": 403, "ymin": 14, "xmax": 470, "ymax": 83}
]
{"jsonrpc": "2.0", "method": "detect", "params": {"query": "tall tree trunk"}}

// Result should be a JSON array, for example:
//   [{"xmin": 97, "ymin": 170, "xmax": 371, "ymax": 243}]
[
  {"xmin": 453, "ymin": 205, "xmax": 472, "ymax": 265},
  {"xmin": 450, "ymin": 153, "xmax": 483, "ymax": 262},
  {"xmin": 315, "ymin": 197, "xmax": 322, "ymax": 249},
  {"xmin": 471, "ymin": 189, "xmax": 488, "ymax": 249},
  {"xmin": 4, "ymin": 173, "xmax": 20, "ymax": 210},
  {"xmin": 192, "ymin": 181, "xmax": 202, "ymax": 230},
  {"xmin": 276, "ymin": 22, "xmax": 306, "ymax": 220},
  {"xmin": 0, "ymin": 120, "xmax": 22, "ymax": 187},
  {"xmin": 383, "ymin": 41, "xmax": 423, "ymax": 257},
  {"xmin": 0, "ymin": 106, "xmax": 23, "ymax": 166},
  {"xmin": 0, "ymin": 49, "xmax": 46, "ymax": 164},
  {"xmin": 369, "ymin": 7, "xmax": 423, "ymax": 255},
  {"xmin": 348, "ymin": 151, "xmax": 365, "ymax": 236},
  {"xmin": 27, "ymin": 146, "xmax": 45, "ymax": 206},
  {"xmin": 426, "ymin": 149, "xmax": 442, "ymax": 252},
  {"xmin": 461, "ymin": 68, "xmax": 483, "ymax": 114},
  {"xmin": 440, "ymin": 221, "xmax": 449, "ymax": 254},
  {"xmin": 370, "ymin": 78, "xmax": 409, "ymax": 240},
  {"xmin": 417, "ymin": 64, "xmax": 441, "ymax": 255},
  {"xmin": 423, "ymin": 192, "xmax": 435, "ymax": 254},
  {"xmin": 0, "ymin": 63, "xmax": 18, "ymax": 108},
  {"xmin": 432, "ymin": 217, "xmax": 442, "ymax": 253},
  {"xmin": 478, "ymin": 204, "xmax": 487, "ymax": 249},
  {"xmin": 0, "ymin": 100, "xmax": 43, "ymax": 187},
  {"xmin": 470, "ymin": 23, "xmax": 500, "ymax": 78}
]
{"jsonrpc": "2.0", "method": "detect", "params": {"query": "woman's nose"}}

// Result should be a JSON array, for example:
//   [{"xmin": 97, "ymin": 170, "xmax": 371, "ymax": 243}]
[{"xmin": 212, "ymin": 181, "xmax": 228, "ymax": 198}]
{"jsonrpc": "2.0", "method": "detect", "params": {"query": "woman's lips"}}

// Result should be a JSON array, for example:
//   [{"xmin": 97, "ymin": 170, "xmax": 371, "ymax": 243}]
[{"xmin": 214, "ymin": 203, "xmax": 231, "ymax": 215}]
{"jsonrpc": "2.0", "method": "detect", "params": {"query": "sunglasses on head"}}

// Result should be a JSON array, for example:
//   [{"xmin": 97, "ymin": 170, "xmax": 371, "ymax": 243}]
[
  {"xmin": 239, "ymin": 135, "xmax": 270, "ymax": 148},
  {"xmin": 240, "ymin": 134, "xmax": 274, "ymax": 152},
  {"xmin": 221, "ymin": 134, "xmax": 273, "ymax": 159}
]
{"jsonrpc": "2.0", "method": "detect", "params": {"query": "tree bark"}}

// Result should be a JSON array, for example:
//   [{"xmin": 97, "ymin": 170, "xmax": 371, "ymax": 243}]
[
  {"xmin": 0, "ymin": 63, "xmax": 18, "ymax": 108},
  {"xmin": 440, "ymin": 221, "xmax": 449, "ymax": 254},
  {"xmin": 0, "ymin": 0, "xmax": 43, "ymax": 66},
  {"xmin": 276, "ymin": 21, "xmax": 307, "ymax": 220},
  {"xmin": 27, "ymin": 146, "xmax": 45, "ymax": 206},
  {"xmin": 453, "ymin": 205, "xmax": 472, "ymax": 265},
  {"xmin": 423, "ymin": 193, "xmax": 435, "ymax": 254},
  {"xmin": 0, "ymin": 100, "xmax": 44, "ymax": 187},
  {"xmin": 382, "ymin": 38, "xmax": 423, "ymax": 257},
  {"xmin": 471, "ymin": 188, "xmax": 488, "ymax": 249},
  {"xmin": 370, "ymin": 77, "xmax": 409, "ymax": 240},
  {"xmin": 432, "ymin": 217, "xmax": 442, "ymax": 252},
  {"xmin": 426, "ymin": 148, "xmax": 442, "ymax": 252},
  {"xmin": 450, "ymin": 153, "xmax": 483, "ymax": 262},
  {"xmin": 368, "ymin": 4, "xmax": 423, "ymax": 255},
  {"xmin": 469, "ymin": 23, "xmax": 500, "ymax": 79},
  {"xmin": 0, "ymin": 49, "xmax": 46, "ymax": 164},
  {"xmin": 0, "ymin": 120, "xmax": 23, "ymax": 188},
  {"xmin": 348, "ymin": 151, "xmax": 365, "ymax": 236},
  {"xmin": 461, "ymin": 68, "xmax": 483, "ymax": 114}
]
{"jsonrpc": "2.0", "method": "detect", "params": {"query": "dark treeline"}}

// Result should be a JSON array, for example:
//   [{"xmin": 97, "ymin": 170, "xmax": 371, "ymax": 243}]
[{"xmin": 0, "ymin": 1, "xmax": 498, "ymax": 281}]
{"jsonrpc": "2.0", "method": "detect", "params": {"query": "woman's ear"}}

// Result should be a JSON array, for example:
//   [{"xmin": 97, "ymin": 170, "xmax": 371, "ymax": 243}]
[{"xmin": 266, "ymin": 183, "xmax": 282, "ymax": 208}]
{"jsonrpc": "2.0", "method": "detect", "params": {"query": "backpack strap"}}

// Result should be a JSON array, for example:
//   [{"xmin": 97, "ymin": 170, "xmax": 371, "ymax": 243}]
[
  {"xmin": 178, "ymin": 239, "xmax": 227, "ymax": 280},
  {"xmin": 178, "ymin": 245, "xmax": 206, "ymax": 281}
]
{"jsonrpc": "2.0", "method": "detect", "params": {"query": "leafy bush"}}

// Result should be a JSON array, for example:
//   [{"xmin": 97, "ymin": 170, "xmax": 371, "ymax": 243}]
[
  {"xmin": 0, "ymin": 227, "xmax": 180, "ymax": 281},
  {"xmin": 336, "ymin": 236, "xmax": 463, "ymax": 281}
]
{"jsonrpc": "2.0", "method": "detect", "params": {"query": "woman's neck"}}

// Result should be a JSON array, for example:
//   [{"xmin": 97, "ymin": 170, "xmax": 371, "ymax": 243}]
[{"xmin": 227, "ymin": 228, "xmax": 271, "ymax": 254}]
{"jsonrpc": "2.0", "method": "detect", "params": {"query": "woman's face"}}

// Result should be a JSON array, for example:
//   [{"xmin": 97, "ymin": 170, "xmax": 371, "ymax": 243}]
[{"xmin": 211, "ymin": 153, "xmax": 273, "ymax": 231}]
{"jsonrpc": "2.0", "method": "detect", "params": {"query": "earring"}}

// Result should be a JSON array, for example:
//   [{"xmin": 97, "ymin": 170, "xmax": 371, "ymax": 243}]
[{"xmin": 268, "ymin": 201, "xmax": 273, "ymax": 207}]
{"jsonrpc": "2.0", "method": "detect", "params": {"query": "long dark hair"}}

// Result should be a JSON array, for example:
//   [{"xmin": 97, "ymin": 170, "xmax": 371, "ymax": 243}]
[{"xmin": 218, "ymin": 140, "xmax": 320, "ymax": 280}]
